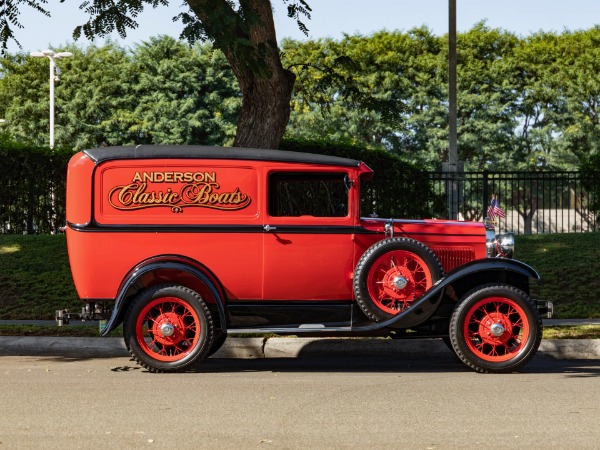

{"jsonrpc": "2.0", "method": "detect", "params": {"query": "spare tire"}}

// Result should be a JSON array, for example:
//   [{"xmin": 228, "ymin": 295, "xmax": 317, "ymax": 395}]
[{"xmin": 353, "ymin": 237, "xmax": 443, "ymax": 322}]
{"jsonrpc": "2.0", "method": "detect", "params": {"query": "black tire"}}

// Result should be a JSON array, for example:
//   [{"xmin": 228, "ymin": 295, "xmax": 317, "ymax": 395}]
[
  {"xmin": 124, "ymin": 284, "xmax": 214, "ymax": 373},
  {"xmin": 353, "ymin": 237, "xmax": 443, "ymax": 322},
  {"xmin": 207, "ymin": 330, "xmax": 227, "ymax": 357},
  {"xmin": 449, "ymin": 283, "xmax": 542, "ymax": 374}
]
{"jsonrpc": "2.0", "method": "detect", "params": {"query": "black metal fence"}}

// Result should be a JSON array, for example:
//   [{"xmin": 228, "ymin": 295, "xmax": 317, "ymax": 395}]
[
  {"xmin": 0, "ymin": 148, "xmax": 70, "ymax": 235},
  {"xmin": 428, "ymin": 171, "xmax": 598, "ymax": 234},
  {"xmin": 1, "ymin": 164, "xmax": 597, "ymax": 235}
]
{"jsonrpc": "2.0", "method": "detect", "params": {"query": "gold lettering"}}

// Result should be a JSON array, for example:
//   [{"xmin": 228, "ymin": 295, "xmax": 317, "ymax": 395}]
[{"xmin": 111, "ymin": 172, "xmax": 251, "ymax": 212}]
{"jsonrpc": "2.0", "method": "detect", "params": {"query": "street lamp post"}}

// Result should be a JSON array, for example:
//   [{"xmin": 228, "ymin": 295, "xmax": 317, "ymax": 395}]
[{"xmin": 30, "ymin": 49, "xmax": 73, "ymax": 149}]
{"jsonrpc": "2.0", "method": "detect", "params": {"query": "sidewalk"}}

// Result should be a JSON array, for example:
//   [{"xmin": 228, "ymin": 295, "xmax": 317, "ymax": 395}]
[{"xmin": 0, "ymin": 334, "xmax": 599, "ymax": 360}]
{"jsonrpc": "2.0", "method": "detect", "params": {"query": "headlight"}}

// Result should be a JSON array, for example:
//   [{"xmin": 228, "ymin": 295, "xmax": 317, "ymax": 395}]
[
  {"xmin": 495, "ymin": 232, "xmax": 515, "ymax": 258},
  {"xmin": 486, "ymin": 229, "xmax": 515, "ymax": 259}
]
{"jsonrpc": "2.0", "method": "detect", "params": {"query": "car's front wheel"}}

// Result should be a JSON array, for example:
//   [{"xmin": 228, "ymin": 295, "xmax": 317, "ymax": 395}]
[
  {"xmin": 449, "ymin": 284, "xmax": 542, "ymax": 373},
  {"xmin": 124, "ymin": 284, "xmax": 214, "ymax": 373}
]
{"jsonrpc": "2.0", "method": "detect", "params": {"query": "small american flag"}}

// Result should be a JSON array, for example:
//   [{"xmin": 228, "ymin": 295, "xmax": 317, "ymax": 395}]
[{"xmin": 487, "ymin": 197, "xmax": 506, "ymax": 220}]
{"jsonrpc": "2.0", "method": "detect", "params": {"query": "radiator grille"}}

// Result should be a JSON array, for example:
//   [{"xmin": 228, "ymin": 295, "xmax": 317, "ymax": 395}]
[{"xmin": 433, "ymin": 247, "xmax": 476, "ymax": 273}]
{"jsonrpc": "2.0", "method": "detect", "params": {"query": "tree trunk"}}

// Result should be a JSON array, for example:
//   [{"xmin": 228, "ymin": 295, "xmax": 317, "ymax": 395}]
[
  {"xmin": 232, "ymin": 60, "xmax": 295, "ymax": 149},
  {"xmin": 187, "ymin": 0, "xmax": 296, "ymax": 149}
]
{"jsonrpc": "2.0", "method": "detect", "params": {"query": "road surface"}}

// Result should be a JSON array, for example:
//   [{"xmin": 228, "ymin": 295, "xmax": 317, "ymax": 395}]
[{"xmin": 1, "ymin": 354, "xmax": 599, "ymax": 449}]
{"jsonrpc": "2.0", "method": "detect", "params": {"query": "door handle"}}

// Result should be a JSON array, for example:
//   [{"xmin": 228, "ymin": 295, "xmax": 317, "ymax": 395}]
[{"xmin": 263, "ymin": 225, "xmax": 277, "ymax": 232}]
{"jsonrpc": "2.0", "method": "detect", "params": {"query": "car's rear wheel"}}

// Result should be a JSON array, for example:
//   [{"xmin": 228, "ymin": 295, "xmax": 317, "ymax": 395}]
[
  {"xmin": 353, "ymin": 238, "xmax": 443, "ymax": 321},
  {"xmin": 124, "ymin": 284, "xmax": 214, "ymax": 373},
  {"xmin": 449, "ymin": 284, "xmax": 542, "ymax": 373}
]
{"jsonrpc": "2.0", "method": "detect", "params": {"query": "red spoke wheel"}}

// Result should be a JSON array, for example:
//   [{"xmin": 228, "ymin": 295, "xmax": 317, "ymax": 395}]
[
  {"xmin": 366, "ymin": 250, "xmax": 433, "ymax": 314},
  {"xmin": 124, "ymin": 284, "xmax": 214, "ymax": 373},
  {"xmin": 354, "ymin": 238, "xmax": 443, "ymax": 322},
  {"xmin": 449, "ymin": 284, "xmax": 542, "ymax": 373}
]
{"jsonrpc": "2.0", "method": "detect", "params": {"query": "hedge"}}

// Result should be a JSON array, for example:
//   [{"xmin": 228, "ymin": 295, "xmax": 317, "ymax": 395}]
[{"xmin": 0, "ymin": 136, "xmax": 72, "ymax": 234}]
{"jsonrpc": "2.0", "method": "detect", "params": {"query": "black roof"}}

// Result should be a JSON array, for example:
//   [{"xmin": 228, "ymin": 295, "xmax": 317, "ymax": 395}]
[{"xmin": 83, "ymin": 145, "xmax": 362, "ymax": 167}]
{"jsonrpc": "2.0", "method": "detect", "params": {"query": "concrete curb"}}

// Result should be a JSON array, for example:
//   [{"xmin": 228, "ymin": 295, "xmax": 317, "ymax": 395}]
[{"xmin": 0, "ymin": 336, "xmax": 599, "ymax": 360}]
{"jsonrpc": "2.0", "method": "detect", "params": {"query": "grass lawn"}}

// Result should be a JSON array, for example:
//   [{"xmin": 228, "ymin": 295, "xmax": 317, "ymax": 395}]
[
  {"xmin": 0, "ymin": 324, "xmax": 598, "ymax": 339},
  {"xmin": 0, "ymin": 234, "xmax": 81, "ymax": 320},
  {"xmin": 516, "ymin": 232, "xmax": 600, "ymax": 318}
]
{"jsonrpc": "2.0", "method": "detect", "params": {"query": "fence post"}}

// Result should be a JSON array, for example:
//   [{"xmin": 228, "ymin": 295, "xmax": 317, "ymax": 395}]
[{"xmin": 482, "ymin": 170, "xmax": 489, "ymax": 219}]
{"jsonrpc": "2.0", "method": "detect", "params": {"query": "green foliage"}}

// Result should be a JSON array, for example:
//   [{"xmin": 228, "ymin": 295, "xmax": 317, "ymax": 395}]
[
  {"xmin": 0, "ymin": 139, "xmax": 70, "ymax": 234},
  {"xmin": 56, "ymin": 42, "xmax": 137, "ymax": 149},
  {"xmin": 280, "ymin": 137, "xmax": 432, "ymax": 218},
  {"xmin": 281, "ymin": 29, "xmax": 449, "ymax": 169},
  {"xmin": 553, "ymin": 27, "xmax": 600, "ymax": 166},
  {"xmin": 3, "ymin": 23, "xmax": 600, "ymax": 167},
  {"xmin": 0, "ymin": 52, "xmax": 52, "ymax": 147},
  {"xmin": 0, "ymin": 38, "xmax": 240, "ymax": 150},
  {"xmin": 580, "ymin": 152, "xmax": 600, "ymax": 219},
  {"xmin": 73, "ymin": 0, "xmax": 169, "ymax": 41},
  {"xmin": 543, "ymin": 325, "xmax": 600, "ymax": 339},
  {"xmin": 282, "ymin": 25, "xmax": 600, "ymax": 171},
  {"xmin": 517, "ymin": 232, "xmax": 600, "ymax": 318},
  {"xmin": 129, "ymin": 36, "xmax": 240, "ymax": 146},
  {"xmin": 0, "ymin": 234, "xmax": 80, "ymax": 319}
]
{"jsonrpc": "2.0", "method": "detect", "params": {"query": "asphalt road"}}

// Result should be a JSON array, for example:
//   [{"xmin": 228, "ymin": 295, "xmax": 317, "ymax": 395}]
[{"xmin": 1, "ymin": 354, "xmax": 599, "ymax": 449}]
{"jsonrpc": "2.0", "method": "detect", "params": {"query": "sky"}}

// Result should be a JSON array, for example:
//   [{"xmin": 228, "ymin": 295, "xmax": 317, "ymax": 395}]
[{"xmin": 5, "ymin": 0, "xmax": 600, "ymax": 54}]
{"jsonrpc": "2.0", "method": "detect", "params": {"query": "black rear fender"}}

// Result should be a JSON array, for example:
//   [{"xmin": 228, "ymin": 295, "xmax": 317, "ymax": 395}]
[{"xmin": 101, "ymin": 255, "xmax": 227, "ymax": 336}]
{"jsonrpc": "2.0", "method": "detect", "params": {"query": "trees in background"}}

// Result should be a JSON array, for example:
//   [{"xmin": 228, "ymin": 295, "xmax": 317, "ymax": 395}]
[
  {"xmin": 129, "ymin": 36, "xmax": 240, "ymax": 146},
  {"xmin": 1, "ymin": 25, "xmax": 600, "ymax": 171},
  {"xmin": 282, "ymin": 25, "xmax": 600, "ymax": 172},
  {"xmin": 0, "ymin": 37, "xmax": 240, "ymax": 150},
  {"xmin": 0, "ymin": 0, "xmax": 312, "ymax": 149}
]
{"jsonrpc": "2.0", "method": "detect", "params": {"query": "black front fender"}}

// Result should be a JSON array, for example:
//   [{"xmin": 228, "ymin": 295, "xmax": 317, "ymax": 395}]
[
  {"xmin": 353, "ymin": 258, "xmax": 539, "ymax": 331},
  {"xmin": 443, "ymin": 257, "xmax": 540, "ymax": 281}
]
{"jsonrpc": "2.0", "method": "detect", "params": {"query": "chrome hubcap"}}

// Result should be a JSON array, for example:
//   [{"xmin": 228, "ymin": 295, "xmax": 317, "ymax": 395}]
[
  {"xmin": 393, "ymin": 276, "xmax": 408, "ymax": 290},
  {"xmin": 160, "ymin": 323, "xmax": 175, "ymax": 337},
  {"xmin": 490, "ymin": 323, "xmax": 505, "ymax": 337}
]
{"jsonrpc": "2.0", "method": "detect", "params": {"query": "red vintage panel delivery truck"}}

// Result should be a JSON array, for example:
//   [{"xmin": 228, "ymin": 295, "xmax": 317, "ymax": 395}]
[{"xmin": 63, "ymin": 145, "xmax": 550, "ymax": 373}]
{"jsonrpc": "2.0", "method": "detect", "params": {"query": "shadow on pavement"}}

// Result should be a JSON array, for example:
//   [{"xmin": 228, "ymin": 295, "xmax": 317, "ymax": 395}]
[{"xmin": 189, "ymin": 354, "xmax": 600, "ymax": 376}]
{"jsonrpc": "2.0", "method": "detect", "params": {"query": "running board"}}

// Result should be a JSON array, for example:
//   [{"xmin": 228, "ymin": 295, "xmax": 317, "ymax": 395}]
[
  {"xmin": 229, "ymin": 326, "xmax": 353, "ymax": 334},
  {"xmin": 227, "ymin": 283, "xmax": 448, "ymax": 334}
]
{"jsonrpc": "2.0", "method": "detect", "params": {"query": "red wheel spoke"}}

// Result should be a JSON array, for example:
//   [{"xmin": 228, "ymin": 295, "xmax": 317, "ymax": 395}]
[
  {"xmin": 135, "ymin": 296, "xmax": 202, "ymax": 363},
  {"xmin": 462, "ymin": 296, "xmax": 530, "ymax": 363},
  {"xmin": 366, "ymin": 250, "xmax": 434, "ymax": 315}
]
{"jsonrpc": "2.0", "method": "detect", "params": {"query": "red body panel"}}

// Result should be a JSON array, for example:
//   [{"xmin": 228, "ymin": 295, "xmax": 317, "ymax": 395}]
[
  {"xmin": 66, "ymin": 229, "xmax": 263, "ymax": 300},
  {"xmin": 65, "ymin": 153, "xmax": 95, "ymax": 225},
  {"xmin": 66, "ymin": 148, "xmax": 487, "ymax": 305},
  {"xmin": 360, "ymin": 218, "xmax": 487, "ymax": 272},
  {"xmin": 94, "ymin": 159, "xmax": 260, "ymax": 225}
]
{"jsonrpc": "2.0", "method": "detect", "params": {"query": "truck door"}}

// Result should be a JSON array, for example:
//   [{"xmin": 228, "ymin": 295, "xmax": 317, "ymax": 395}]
[{"xmin": 262, "ymin": 169, "xmax": 357, "ymax": 301}]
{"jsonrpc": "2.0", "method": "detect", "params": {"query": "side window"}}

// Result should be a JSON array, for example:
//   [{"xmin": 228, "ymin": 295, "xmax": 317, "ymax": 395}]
[{"xmin": 268, "ymin": 172, "xmax": 349, "ymax": 217}]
